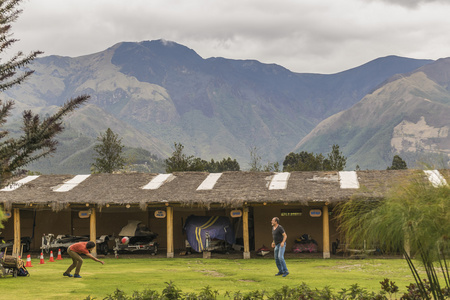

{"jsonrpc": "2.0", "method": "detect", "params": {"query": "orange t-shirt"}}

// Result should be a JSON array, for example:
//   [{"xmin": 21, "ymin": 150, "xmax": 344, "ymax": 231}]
[{"xmin": 69, "ymin": 242, "xmax": 90, "ymax": 255}]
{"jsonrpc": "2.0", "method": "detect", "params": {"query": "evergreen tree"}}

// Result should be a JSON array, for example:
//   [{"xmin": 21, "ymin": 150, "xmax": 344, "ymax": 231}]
[
  {"xmin": 387, "ymin": 155, "xmax": 407, "ymax": 170},
  {"xmin": 91, "ymin": 128, "xmax": 125, "ymax": 173},
  {"xmin": 0, "ymin": 0, "xmax": 89, "ymax": 188},
  {"xmin": 326, "ymin": 144, "xmax": 347, "ymax": 171},
  {"xmin": 165, "ymin": 143, "xmax": 194, "ymax": 173}
]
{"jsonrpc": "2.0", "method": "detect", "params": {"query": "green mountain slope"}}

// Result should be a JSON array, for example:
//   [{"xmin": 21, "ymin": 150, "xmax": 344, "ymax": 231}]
[{"xmin": 295, "ymin": 59, "xmax": 450, "ymax": 169}]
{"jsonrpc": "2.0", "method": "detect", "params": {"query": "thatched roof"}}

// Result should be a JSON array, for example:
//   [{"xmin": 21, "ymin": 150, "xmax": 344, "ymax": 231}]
[{"xmin": 0, "ymin": 170, "xmax": 447, "ymax": 211}]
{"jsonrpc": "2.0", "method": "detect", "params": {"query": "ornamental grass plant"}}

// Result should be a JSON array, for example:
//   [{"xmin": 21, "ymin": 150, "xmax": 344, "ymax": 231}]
[{"xmin": 334, "ymin": 171, "xmax": 450, "ymax": 299}]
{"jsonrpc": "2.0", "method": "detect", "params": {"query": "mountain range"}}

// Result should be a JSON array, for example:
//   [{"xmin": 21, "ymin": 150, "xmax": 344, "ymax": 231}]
[{"xmin": 3, "ymin": 39, "xmax": 449, "ymax": 173}]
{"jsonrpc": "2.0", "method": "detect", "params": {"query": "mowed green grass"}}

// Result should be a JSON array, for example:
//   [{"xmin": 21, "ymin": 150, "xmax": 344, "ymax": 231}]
[{"xmin": 0, "ymin": 256, "xmax": 422, "ymax": 299}]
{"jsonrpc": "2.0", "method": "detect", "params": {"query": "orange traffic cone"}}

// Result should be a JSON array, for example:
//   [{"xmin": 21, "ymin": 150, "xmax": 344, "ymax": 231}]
[
  {"xmin": 39, "ymin": 252, "xmax": 45, "ymax": 264},
  {"xmin": 49, "ymin": 251, "xmax": 55, "ymax": 262},
  {"xmin": 56, "ymin": 249, "xmax": 63, "ymax": 260},
  {"xmin": 25, "ymin": 254, "xmax": 33, "ymax": 267}
]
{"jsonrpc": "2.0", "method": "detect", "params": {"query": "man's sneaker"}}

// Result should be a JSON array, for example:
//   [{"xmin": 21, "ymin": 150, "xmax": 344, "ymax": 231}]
[
  {"xmin": 63, "ymin": 272, "xmax": 73, "ymax": 277},
  {"xmin": 275, "ymin": 272, "xmax": 283, "ymax": 276},
  {"xmin": 74, "ymin": 274, "xmax": 82, "ymax": 278},
  {"xmin": 282, "ymin": 272, "xmax": 289, "ymax": 277}
]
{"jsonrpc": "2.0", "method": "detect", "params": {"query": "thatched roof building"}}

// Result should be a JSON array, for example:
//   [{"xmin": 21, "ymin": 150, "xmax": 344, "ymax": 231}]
[
  {"xmin": 2, "ymin": 169, "xmax": 447, "ymax": 210},
  {"xmin": 1, "ymin": 169, "xmax": 447, "ymax": 258}
]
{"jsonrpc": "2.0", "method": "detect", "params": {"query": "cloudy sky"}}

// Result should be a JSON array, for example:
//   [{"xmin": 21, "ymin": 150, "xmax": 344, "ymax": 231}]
[{"xmin": 10, "ymin": 0, "xmax": 450, "ymax": 74}]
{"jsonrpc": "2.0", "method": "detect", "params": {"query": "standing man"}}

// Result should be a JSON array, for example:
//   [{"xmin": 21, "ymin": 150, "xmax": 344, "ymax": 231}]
[
  {"xmin": 63, "ymin": 241, "xmax": 104, "ymax": 278},
  {"xmin": 271, "ymin": 217, "xmax": 289, "ymax": 277}
]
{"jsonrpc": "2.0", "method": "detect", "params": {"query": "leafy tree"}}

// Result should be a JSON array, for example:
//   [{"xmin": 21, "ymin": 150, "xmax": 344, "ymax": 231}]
[
  {"xmin": 204, "ymin": 157, "xmax": 240, "ymax": 172},
  {"xmin": 91, "ymin": 128, "xmax": 125, "ymax": 173},
  {"xmin": 387, "ymin": 155, "xmax": 407, "ymax": 170},
  {"xmin": 0, "ymin": 0, "xmax": 89, "ymax": 188},
  {"xmin": 215, "ymin": 157, "xmax": 240, "ymax": 172},
  {"xmin": 334, "ymin": 174, "xmax": 449, "ymax": 299},
  {"xmin": 283, "ymin": 151, "xmax": 325, "ymax": 171},
  {"xmin": 165, "ymin": 143, "xmax": 241, "ymax": 172},
  {"xmin": 282, "ymin": 144, "xmax": 347, "ymax": 171}
]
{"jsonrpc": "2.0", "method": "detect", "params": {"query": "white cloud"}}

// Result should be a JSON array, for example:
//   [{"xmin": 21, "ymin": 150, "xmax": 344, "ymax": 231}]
[{"xmin": 8, "ymin": 0, "xmax": 450, "ymax": 73}]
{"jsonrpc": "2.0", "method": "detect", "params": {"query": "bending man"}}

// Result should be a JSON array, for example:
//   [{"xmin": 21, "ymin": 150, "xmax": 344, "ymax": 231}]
[{"xmin": 63, "ymin": 241, "xmax": 104, "ymax": 278}]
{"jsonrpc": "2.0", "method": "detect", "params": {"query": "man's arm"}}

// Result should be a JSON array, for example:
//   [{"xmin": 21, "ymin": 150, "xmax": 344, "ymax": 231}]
[
  {"xmin": 280, "ymin": 232, "xmax": 287, "ymax": 247},
  {"xmin": 86, "ymin": 253, "xmax": 105, "ymax": 264}
]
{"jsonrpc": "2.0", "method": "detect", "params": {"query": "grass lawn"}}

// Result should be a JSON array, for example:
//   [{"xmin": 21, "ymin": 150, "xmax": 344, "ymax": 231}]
[{"xmin": 0, "ymin": 254, "xmax": 423, "ymax": 299}]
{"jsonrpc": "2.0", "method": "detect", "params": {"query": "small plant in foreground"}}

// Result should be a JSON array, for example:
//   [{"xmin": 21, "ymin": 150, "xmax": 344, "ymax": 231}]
[
  {"xmin": 85, "ymin": 278, "xmax": 450, "ymax": 300},
  {"xmin": 161, "ymin": 281, "xmax": 183, "ymax": 299},
  {"xmin": 380, "ymin": 278, "xmax": 399, "ymax": 299}
]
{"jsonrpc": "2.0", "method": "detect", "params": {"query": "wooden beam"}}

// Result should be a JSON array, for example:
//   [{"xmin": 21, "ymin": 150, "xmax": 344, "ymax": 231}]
[
  {"xmin": 166, "ymin": 206, "xmax": 174, "ymax": 258},
  {"xmin": 322, "ymin": 205, "xmax": 330, "ymax": 258},
  {"xmin": 13, "ymin": 208, "xmax": 20, "ymax": 257},
  {"xmin": 243, "ymin": 207, "xmax": 250, "ymax": 259},
  {"xmin": 90, "ymin": 207, "xmax": 97, "ymax": 257}
]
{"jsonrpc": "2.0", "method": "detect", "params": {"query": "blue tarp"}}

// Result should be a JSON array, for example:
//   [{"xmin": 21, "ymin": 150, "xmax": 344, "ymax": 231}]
[{"xmin": 184, "ymin": 215, "xmax": 235, "ymax": 252}]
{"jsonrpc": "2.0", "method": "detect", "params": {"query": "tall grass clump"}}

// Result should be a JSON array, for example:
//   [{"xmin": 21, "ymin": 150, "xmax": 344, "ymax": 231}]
[{"xmin": 334, "ymin": 171, "xmax": 449, "ymax": 299}]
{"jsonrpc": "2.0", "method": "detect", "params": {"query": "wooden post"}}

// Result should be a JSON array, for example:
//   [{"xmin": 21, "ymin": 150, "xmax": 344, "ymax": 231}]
[
  {"xmin": 243, "ymin": 207, "xmax": 250, "ymax": 259},
  {"xmin": 13, "ymin": 208, "xmax": 20, "ymax": 257},
  {"xmin": 322, "ymin": 204, "xmax": 330, "ymax": 259},
  {"xmin": 166, "ymin": 206, "xmax": 174, "ymax": 258},
  {"xmin": 90, "ymin": 207, "xmax": 97, "ymax": 257}
]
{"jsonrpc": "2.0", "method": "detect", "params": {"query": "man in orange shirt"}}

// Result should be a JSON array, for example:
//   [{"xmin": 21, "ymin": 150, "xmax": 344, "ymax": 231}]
[{"xmin": 63, "ymin": 241, "xmax": 104, "ymax": 278}]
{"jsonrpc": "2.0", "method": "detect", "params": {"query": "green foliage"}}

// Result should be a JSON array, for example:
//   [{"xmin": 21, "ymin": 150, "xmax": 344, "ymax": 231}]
[
  {"xmin": 334, "ymin": 173, "xmax": 450, "ymax": 299},
  {"xmin": 387, "ymin": 155, "xmax": 407, "ymax": 170},
  {"xmin": 283, "ymin": 144, "xmax": 347, "ymax": 171},
  {"xmin": 165, "ymin": 143, "xmax": 200, "ymax": 172},
  {"xmin": 84, "ymin": 280, "xmax": 420, "ymax": 300},
  {"xmin": 165, "ymin": 143, "xmax": 240, "ymax": 172},
  {"xmin": 91, "ymin": 128, "xmax": 126, "ymax": 173},
  {"xmin": 161, "ymin": 281, "xmax": 183, "ymax": 299},
  {"xmin": 0, "ymin": 0, "xmax": 89, "ymax": 186}
]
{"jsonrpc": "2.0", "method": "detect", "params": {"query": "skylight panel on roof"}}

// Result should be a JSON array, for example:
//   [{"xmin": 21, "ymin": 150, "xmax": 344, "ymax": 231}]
[
  {"xmin": 0, "ymin": 175, "xmax": 40, "ymax": 191},
  {"xmin": 142, "ymin": 174, "xmax": 173, "ymax": 190},
  {"xmin": 53, "ymin": 175, "xmax": 90, "ymax": 192},
  {"xmin": 269, "ymin": 172, "xmax": 290, "ymax": 190},
  {"xmin": 197, "ymin": 173, "xmax": 222, "ymax": 190},
  {"xmin": 424, "ymin": 170, "xmax": 448, "ymax": 187},
  {"xmin": 339, "ymin": 171, "xmax": 360, "ymax": 189}
]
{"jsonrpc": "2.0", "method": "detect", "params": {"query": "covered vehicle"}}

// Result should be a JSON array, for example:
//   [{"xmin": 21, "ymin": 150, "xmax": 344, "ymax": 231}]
[
  {"xmin": 40, "ymin": 234, "xmax": 110, "ymax": 255},
  {"xmin": 0, "ymin": 233, "xmax": 32, "ymax": 253},
  {"xmin": 113, "ymin": 220, "xmax": 158, "ymax": 256},
  {"xmin": 184, "ymin": 215, "xmax": 235, "ymax": 253}
]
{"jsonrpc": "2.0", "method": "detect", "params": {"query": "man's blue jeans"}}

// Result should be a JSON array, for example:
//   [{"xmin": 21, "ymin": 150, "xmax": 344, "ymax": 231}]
[{"xmin": 274, "ymin": 243, "xmax": 288, "ymax": 274}]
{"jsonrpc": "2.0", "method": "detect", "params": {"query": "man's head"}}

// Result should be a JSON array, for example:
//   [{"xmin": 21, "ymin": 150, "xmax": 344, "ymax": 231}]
[
  {"xmin": 86, "ymin": 241, "xmax": 96, "ymax": 250},
  {"xmin": 271, "ymin": 217, "xmax": 279, "ymax": 226}
]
